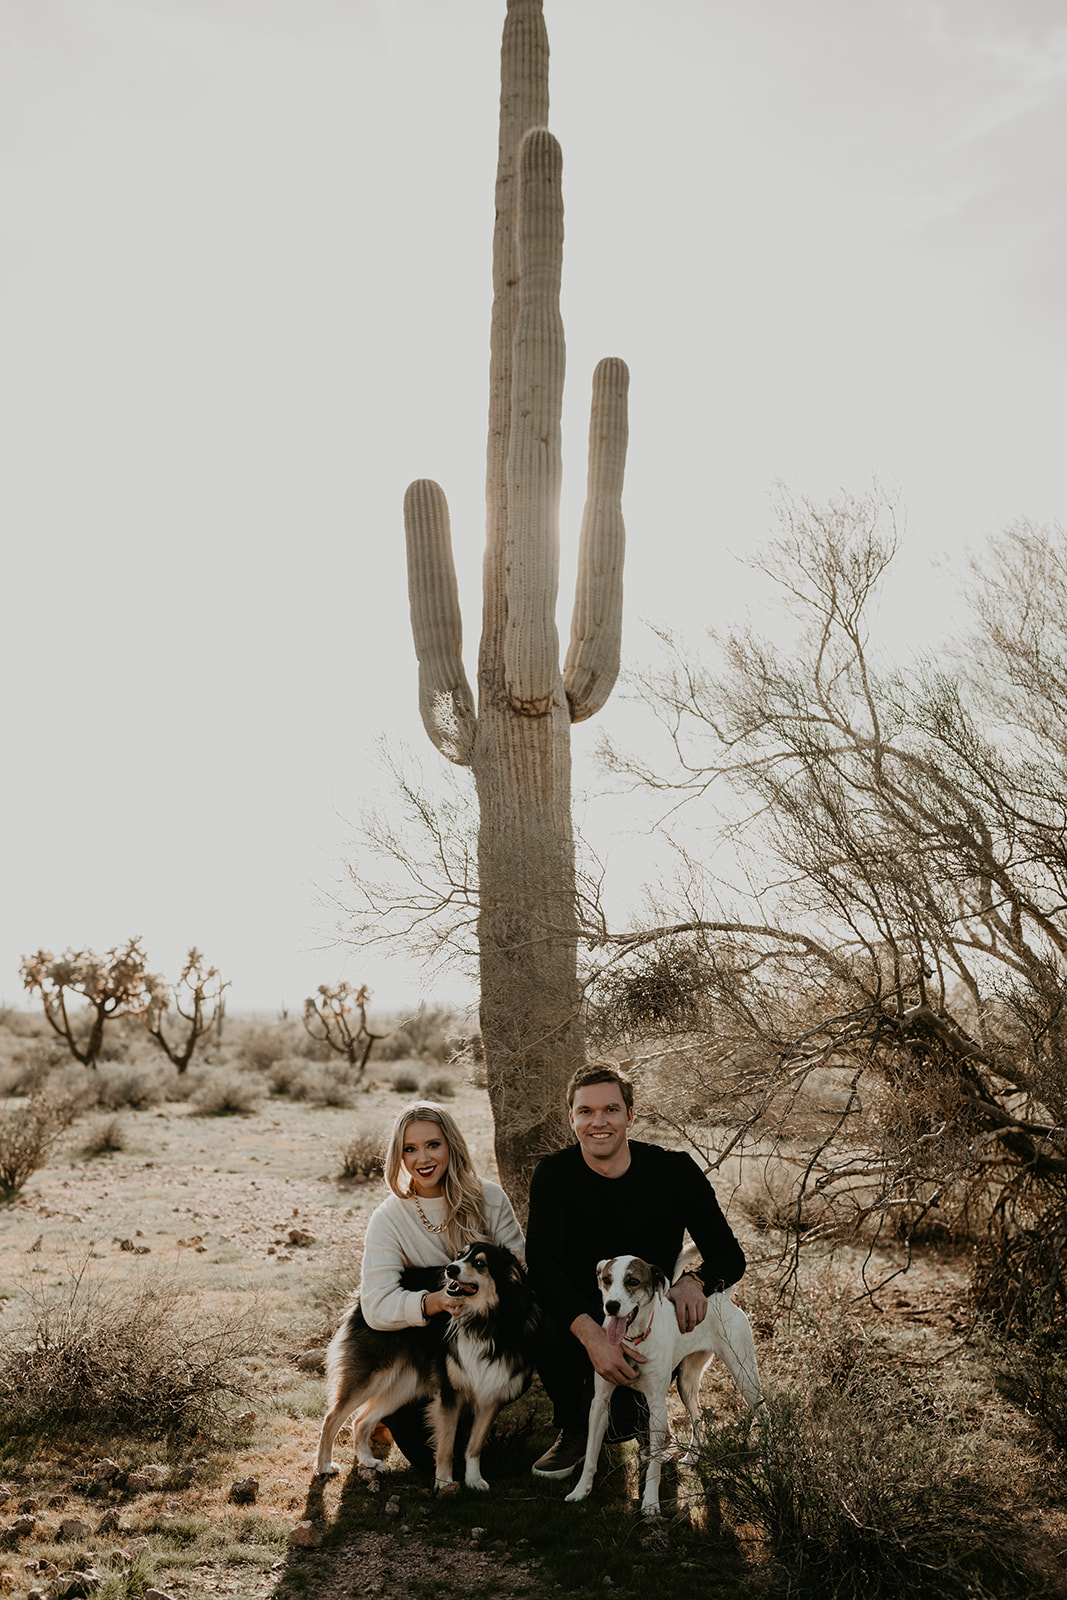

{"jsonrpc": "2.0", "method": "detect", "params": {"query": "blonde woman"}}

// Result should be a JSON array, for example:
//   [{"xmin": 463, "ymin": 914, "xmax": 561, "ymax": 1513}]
[{"xmin": 358, "ymin": 1101, "xmax": 524, "ymax": 1468}]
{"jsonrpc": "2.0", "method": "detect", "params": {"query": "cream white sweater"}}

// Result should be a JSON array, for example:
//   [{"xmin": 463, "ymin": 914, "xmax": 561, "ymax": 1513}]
[{"xmin": 359, "ymin": 1182, "xmax": 525, "ymax": 1332}]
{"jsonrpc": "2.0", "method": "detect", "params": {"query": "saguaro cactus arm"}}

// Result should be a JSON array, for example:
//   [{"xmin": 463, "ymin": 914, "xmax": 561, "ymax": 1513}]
[
  {"xmin": 504, "ymin": 126, "xmax": 565, "ymax": 718},
  {"xmin": 564, "ymin": 356, "xmax": 629, "ymax": 723},
  {"xmin": 404, "ymin": 478, "xmax": 477, "ymax": 766}
]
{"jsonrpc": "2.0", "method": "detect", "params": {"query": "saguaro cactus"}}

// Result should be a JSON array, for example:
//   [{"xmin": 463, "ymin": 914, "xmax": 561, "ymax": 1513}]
[{"xmin": 404, "ymin": 0, "xmax": 629, "ymax": 1203}]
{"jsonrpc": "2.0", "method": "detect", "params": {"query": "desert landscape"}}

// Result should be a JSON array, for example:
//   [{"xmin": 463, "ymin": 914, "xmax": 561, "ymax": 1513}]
[{"xmin": 1, "ymin": 1006, "xmax": 1065, "ymax": 1600}]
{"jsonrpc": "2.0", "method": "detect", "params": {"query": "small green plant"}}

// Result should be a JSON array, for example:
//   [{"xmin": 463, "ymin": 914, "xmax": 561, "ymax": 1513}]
[
  {"xmin": 338, "ymin": 1128, "xmax": 385, "ymax": 1180},
  {"xmin": 88, "ymin": 1549, "xmax": 160, "ymax": 1600}
]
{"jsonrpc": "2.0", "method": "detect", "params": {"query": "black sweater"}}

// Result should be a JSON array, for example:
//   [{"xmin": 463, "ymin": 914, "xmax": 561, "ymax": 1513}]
[{"xmin": 525, "ymin": 1140, "xmax": 746, "ymax": 1331}]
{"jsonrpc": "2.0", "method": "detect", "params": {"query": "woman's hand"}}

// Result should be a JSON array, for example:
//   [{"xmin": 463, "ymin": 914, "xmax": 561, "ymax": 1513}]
[{"xmin": 423, "ymin": 1286, "xmax": 464, "ymax": 1319}]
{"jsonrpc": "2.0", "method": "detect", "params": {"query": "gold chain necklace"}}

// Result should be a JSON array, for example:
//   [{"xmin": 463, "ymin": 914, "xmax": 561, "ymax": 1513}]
[{"xmin": 411, "ymin": 1191, "xmax": 448, "ymax": 1234}]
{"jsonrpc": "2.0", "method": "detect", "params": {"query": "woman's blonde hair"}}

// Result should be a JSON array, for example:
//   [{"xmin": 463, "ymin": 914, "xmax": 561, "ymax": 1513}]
[{"xmin": 383, "ymin": 1101, "xmax": 485, "ymax": 1254}]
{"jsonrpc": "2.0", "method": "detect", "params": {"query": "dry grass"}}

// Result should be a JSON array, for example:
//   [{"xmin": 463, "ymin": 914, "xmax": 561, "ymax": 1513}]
[
  {"xmin": 0, "ymin": 1261, "xmax": 265, "ymax": 1443},
  {"xmin": 696, "ymin": 1327, "xmax": 1059, "ymax": 1599}
]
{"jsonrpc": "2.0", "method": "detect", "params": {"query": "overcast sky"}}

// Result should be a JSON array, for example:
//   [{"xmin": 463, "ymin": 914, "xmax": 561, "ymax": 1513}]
[{"xmin": 2, "ymin": 0, "xmax": 1065, "ymax": 1020}]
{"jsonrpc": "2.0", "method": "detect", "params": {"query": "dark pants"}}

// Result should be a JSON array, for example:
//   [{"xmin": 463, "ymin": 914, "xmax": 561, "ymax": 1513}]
[
  {"xmin": 536, "ymin": 1311, "xmax": 647, "ymax": 1438},
  {"xmin": 382, "ymin": 1402, "xmax": 474, "ymax": 1476}
]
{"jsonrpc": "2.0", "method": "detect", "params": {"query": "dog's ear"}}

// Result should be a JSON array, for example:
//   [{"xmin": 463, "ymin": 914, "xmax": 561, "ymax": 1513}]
[
  {"xmin": 596, "ymin": 1258, "xmax": 610, "ymax": 1276},
  {"xmin": 652, "ymin": 1266, "xmax": 671, "ymax": 1296}
]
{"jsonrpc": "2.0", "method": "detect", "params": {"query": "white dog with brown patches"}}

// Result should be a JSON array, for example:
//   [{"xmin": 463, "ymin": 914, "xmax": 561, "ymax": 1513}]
[{"xmin": 565, "ymin": 1254, "xmax": 766, "ymax": 1516}]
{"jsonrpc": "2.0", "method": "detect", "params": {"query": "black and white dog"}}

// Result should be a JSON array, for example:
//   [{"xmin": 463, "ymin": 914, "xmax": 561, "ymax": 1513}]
[
  {"xmin": 314, "ymin": 1240, "xmax": 539, "ymax": 1491},
  {"xmin": 565, "ymin": 1254, "xmax": 766, "ymax": 1516}
]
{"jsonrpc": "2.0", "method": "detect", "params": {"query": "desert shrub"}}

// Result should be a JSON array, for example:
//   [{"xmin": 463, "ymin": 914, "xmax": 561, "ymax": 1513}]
[
  {"xmin": 390, "ymin": 1068, "xmax": 421, "ymax": 1094},
  {"xmin": 306, "ymin": 1261, "xmax": 365, "ymax": 1341},
  {"xmin": 374, "ymin": 1004, "xmax": 458, "ymax": 1063},
  {"xmin": 972, "ymin": 1194, "xmax": 1067, "ymax": 1342},
  {"xmin": 80, "ymin": 1115, "xmax": 128, "ymax": 1157},
  {"xmin": 232, "ymin": 1022, "xmax": 314, "ymax": 1073},
  {"xmin": 694, "ymin": 1355, "xmax": 1052, "ymax": 1600},
  {"xmin": 0, "ymin": 1265, "xmax": 263, "ymax": 1440},
  {"xmin": 263, "ymin": 1059, "xmax": 357, "ymax": 1105},
  {"xmin": 420, "ymin": 1070, "xmax": 456, "ymax": 1100},
  {"xmin": 265, "ymin": 1056, "xmax": 312, "ymax": 1098},
  {"xmin": 301, "ymin": 1068, "xmax": 357, "ymax": 1108},
  {"xmin": 0, "ymin": 1040, "xmax": 73, "ymax": 1098},
  {"xmin": 162, "ymin": 1066, "xmax": 203, "ymax": 1103},
  {"xmin": 191, "ymin": 1071, "xmax": 263, "ymax": 1117},
  {"xmin": 0, "ymin": 1006, "xmax": 49, "ymax": 1039},
  {"xmin": 339, "ymin": 1128, "xmax": 386, "ymax": 1180},
  {"xmin": 96, "ymin": 1063, "xmax": 170, "ymax": 1111},
  {"xmin": 0, "ymin": 1090, "xmax": 81, "ymax": 1198},
  {"xmin": 992, "ymin": 1337, "xmax": 1067, "ymax": 1454}
]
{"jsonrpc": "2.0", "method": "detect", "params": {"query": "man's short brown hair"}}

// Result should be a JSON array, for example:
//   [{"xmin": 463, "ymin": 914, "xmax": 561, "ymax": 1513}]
[{"xmin": 566, "ymin": 1061, "xmax": 634, "ymax": 1111}]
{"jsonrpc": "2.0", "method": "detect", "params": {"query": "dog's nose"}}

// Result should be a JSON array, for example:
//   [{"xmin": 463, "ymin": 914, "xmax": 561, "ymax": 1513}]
[
  {"xmin": 605, "ymin": 1300, "xmax": 620, "ymax": 1316},
  {"xmin": 445, "ymin": 1264, "xmax": 458, "ymax": 1278}
]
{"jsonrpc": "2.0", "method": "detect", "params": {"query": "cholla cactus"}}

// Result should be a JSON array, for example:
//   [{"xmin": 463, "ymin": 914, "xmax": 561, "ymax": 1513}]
[
  {"xmin": 20, "ymin": 937, "xmax": 151, "ymax": 1069},
  {"xmin": 303, "ymin": 982, "xmax": 383, "ymax": 1077},
  {"xmin": 403, "ymin": 0, "xmax": 629, "ymax": 1200},
  {"xmin": 141, "ymin": 948, "xmax": 229, "ymax": 1074}
]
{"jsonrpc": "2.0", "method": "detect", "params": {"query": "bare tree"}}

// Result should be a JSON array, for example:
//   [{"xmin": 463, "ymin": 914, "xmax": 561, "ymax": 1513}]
[
  {"xmin": 597, "ymin": 492, "xmax": 1067, "ymax": 1332},
  {"xmin": 20, "ymin": 938, "xmax": 151, "ymax": 1070},
  {"xmin": 303, "ymin": 983, "xmax": 384, "ymax": 1078},
  {"xmin": 141, "ymin": 949, "xmax": 229, "ymax": 1075}
]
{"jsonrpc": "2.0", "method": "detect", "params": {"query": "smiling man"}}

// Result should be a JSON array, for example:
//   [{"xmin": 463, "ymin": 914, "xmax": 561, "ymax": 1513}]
[{"xmin": 525, "ymin": 1062, "xmax": 746, "ymax": 1478}]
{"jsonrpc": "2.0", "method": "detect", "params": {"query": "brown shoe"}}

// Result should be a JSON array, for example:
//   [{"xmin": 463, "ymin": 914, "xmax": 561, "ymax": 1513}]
[{"xmin": 532, "ymin": 1427, "xmax": 587, "ymax": 1478}]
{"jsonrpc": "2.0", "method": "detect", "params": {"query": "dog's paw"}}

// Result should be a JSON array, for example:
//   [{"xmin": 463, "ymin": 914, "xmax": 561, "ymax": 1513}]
[
  {"xmin": 564, "ymin": 1484, "xmax": 590, "ymax": 1504},
  {"xmin": 314, "ymin": 1462, "xmax": 339, "ymax": 1478},
  {"xmin": 435, "ymin": 1477, "xmax": 460, "ymax": 1495},
  {"xmin": 641, "ymin": 1502, "xmax": 662, "ymax": 1518},
  {"xmin": 465, "ymin": 1473, "xmax": 490, "ymax": 1492}
]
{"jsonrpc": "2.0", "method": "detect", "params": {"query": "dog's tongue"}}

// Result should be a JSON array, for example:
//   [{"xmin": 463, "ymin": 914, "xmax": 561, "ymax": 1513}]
[{"xmin": 605, "ymin": 1316, "xmax": 629, "ymax": 1346}]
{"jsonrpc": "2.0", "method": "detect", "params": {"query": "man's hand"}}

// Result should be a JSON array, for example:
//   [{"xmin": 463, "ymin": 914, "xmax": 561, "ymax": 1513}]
[
  {"xmin": 668, "ymin": 1274, "xmax": 707, "ymax": 1334},
  {"xmin": 571, "ymin": 1313, "xmax": 646, "ymax": 1385}
]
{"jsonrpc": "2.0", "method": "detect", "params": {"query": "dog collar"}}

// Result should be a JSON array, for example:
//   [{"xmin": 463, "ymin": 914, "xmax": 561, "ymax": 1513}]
[{"xmin": 625, "ymin": 1302, "xmax": 654, "ymax": 1347}]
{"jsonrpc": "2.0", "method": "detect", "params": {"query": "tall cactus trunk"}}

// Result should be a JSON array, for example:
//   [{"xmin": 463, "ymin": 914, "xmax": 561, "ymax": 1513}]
[
  {"xmin": 473, "ymin": 706, "xmax": 580, "ymax": 1197},
  {"xmin": 404, "ymin": 0, "xmax": 628, "ymax": 1207}
]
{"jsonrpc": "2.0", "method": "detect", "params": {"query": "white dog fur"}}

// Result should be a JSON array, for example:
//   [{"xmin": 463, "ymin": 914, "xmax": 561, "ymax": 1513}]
[{"xmin": 565, "ymin": 1253, "xmax": 766, "ymax": 1516}]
